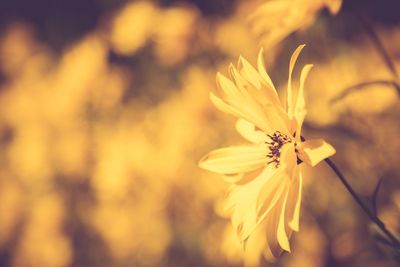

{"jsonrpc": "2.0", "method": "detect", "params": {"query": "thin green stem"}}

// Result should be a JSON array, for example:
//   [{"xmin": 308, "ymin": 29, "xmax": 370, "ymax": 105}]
[{"xmin": 325, "ymin": 158, "xmax": 400, "ymax": 248}]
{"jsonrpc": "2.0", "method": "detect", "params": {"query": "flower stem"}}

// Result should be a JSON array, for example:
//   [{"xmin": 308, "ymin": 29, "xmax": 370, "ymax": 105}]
[
  {"xmin": 331, "ymin": 80, "xmax": 400, "ymax": 103},
  {"xmin": 350, "ymin": 6, "xmax": 400, "ymax": 96},
  {"xmin": 325, "ymin": 158, "xmax": 400, "ymax": 248},
  {"xmin": 358, "ymin": 16, "xmax": 399, "ymax": 80}
]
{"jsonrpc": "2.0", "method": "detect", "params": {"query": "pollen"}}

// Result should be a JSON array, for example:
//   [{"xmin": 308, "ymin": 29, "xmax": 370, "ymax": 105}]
[{"xmin": 266, "ymin": 131, "xmax": 292, "ymax": 167}]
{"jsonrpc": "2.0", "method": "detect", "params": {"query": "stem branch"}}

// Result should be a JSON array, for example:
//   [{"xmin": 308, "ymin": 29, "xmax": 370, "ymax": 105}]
[
  {"xmin": 352, "ymin": 8, "xmax": 399, "ymax": 79},
  {"xmin": 325, "ymin": 158, "xmax": 400, "ymax": 247},
  {"xmin": 349, "ymin": 6, "xmax": 400, "ymax": 96},
  {"xmin": 331, "ymin": 80, "xmax": 400, "ymax": 102}
]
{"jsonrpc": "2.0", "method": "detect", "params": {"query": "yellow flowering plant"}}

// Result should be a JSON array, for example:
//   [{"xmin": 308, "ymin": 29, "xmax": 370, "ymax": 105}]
[
  {"xmin": 199, "ymin": 44, "xmax": 400, "ymax": 261},
  {"xmin": 199, "ymin": 45, "xmax": 336, "ymax": 258}
]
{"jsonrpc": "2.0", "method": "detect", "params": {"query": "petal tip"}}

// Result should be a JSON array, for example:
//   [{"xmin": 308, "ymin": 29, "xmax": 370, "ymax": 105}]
[
  {"xmin": 288, "ymin": 221, "xmax": 299, "ymax": 232},
  {"xmin": 198, "ymin": 154, "xmax": 209, "ymax": 169}
]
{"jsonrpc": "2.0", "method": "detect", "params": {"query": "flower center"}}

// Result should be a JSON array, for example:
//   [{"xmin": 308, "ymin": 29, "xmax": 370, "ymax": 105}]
[{"xmin": 265, "ymin": 131, "xmax": 292, "ymax": 167}]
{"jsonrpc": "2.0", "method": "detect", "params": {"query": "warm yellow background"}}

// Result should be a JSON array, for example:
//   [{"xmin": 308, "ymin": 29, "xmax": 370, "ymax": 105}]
[{"xmin": 0, "ymin": 0, "xmax": 399, "ymax": 266}]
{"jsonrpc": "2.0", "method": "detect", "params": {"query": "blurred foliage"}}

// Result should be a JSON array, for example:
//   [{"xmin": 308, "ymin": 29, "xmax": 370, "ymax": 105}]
[{"xmin": 0, "ymin": 0, "xmax": 399, "ymax": 267}]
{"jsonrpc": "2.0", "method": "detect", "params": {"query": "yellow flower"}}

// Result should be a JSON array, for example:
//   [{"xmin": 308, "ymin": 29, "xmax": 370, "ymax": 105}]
[
  {"xmin": 249, "ymin": 0, "xmax": 342, "ymax": 48},
  {"xmin": 199, "ymin": 45, "xmax": 336, "ymax": 259}
]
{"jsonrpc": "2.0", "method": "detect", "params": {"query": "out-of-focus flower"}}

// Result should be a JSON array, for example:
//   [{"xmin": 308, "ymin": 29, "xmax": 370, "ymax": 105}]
[
  {"xmin": 249, "ymin": 0, "xmax": 342, "ymax": 48},
  {"xmin": 199, "ymin": 45, "xmax": 335, "ymax": 260},
  {"xmin": 110, "ymin": 1, "xmax": 158, "ymax": 55},
  {"xmin": 152, "ymin": 5, "xmax": 199, "ymax": 66}
]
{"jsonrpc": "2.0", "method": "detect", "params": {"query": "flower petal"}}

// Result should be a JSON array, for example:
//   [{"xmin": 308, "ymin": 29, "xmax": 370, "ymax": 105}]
[
  {"xmin": 235, "ymin": 119, "xmax": 266, "ymax": 144},
  {"xmin": 213, "ymin": 72, "xmax": 278, "ymax": 133},
  {"xmin": 237, "ymin": 55, "xmax": 262, "ymax": 89},
  {"xmin": 255, "ymin": 144, "xmax": 297, "ymax": 233},
  {"xmin": 256, "ymin": 169, "xmax": 286, "ymax": 217},
  {"xmin": 297, "ymin": 139, "xmax": 336, "ymax": 167},
  {"xmin": 257, "ymin": 48, "xmax": 278, "ymax": 95},
  {"xmin": 281, "ymin": 143, "xmax": 298, "ymax": 177},
  {"xmin": 229, "ymin": 63, "xmax": 248, "ymax": 92},
  {"xmin": 216, "ymin": 72, "xmax": 243, "ymax": 102},
  {"xmin": 199, "ymin": 145, "xmax": 267, "ymax": 174},
  {"xmin": 287, "ymin": 44, "xmax": 306, "ymax": 119},
  {"xmin": 294, "ymin": 64, "xmax": 313, "ymax": 138},
  {"xmin": 224, "ymin": 166, "xmax": 279, "ymax": 241},
  {"xmin": 265, "ymin": 192, "xmax": 287, "ymax": 258},
  {"xmin": 217, "ymin": 71, "xmax": 263, "ymax": 115},
  {"xmin": 237, "ymin": 57, "xmax": 295, "ymax": 134},
  {"xmin": 286, "ymin": 167, "xmax": 302, "ymax": 231},
  {"xmin": 277, "ymin": 187, "xmax": 291, "ymax": 252},
  {"xmin": 229, "ymin": 65, "xmax": 291, "ymax": 135},
  {"xmin": 210, "ymin": 92, "xmax": 273, "ymax": 133}
]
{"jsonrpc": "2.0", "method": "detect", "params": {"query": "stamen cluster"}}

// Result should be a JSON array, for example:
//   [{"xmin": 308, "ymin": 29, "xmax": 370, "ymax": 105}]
[{"xmin": 266, "ymin": 131, "xmax": 292, "ymax": 167}]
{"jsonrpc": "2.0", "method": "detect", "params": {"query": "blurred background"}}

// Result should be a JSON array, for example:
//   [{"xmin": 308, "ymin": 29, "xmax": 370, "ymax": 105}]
[{"xmin": 0, "ymin": 0, "xmax": 399, "ymax": 266}]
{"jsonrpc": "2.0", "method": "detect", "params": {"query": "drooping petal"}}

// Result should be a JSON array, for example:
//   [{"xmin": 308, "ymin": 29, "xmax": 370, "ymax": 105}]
[
  {"xmin": 255, "ymin": 142, "xmax": 296, "ymax": 217},
  {"xmin": 224, "ymin": 166, "xmax": 280, "ymax": 241},
  {"xmin": 259, "ymin": 145, "xmax": 297, "ymax": 253},
  {"xmin": 277, "ymin": 187, "xmax": 291, "ymax": 252},
  {"xmin": 265, "ymin": 204, "xmax": 280, "ymax": 258},
  {"xmin": 265, "ymin": 193, "xmax": 287, "ymax": 258},
  {"xmin": 235, "ymin": 119, "xmax": 266, "ymax": 144},
  {"xmin": 294, "ymin": 64, "xmax": 313, "ymax": 138},
  {"xmin": 256, "ymin": 169, "xmax": 286, "ymax": 217},
  {"xmin": 286, "ymin": 167, "xmax": 302, "ymax": 231},
  {"xmin": 199, "ymin": 145, "xmax": 267, "ymax": 174},
  {"xmin": 287, "ymin": 44, "xmax": 306, "ymax": 119},
  {"xmin": 297, "ymin": 139, "xmax": 336, "ymax": 166}
]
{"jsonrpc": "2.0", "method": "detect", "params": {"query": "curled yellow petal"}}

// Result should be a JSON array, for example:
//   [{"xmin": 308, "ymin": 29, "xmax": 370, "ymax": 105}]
[{"xmin": 297, "ymin": 139, "xmax": 336, "ymax": 166}]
